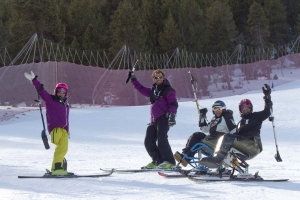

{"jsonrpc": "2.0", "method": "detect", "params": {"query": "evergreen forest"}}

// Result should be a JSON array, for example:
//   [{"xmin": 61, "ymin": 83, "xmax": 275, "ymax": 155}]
[{"xmin": 0, "ymin": 0, "xmax": 299, "ymax": 65}]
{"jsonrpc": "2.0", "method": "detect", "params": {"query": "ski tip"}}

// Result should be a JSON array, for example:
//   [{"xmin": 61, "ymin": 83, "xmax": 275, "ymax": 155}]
[{"xmin": 158, "ymin": 172, "xmax": 167, "ymax": 177}]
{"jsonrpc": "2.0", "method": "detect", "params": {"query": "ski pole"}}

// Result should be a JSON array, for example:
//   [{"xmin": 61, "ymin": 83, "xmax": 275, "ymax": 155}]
[
  {"xmin": 188, "ymin": 71, "xmax": 200, "ymax": 115},
  {"xmin": 125, "ymin": 59, "xmax": 140, "ymax": 84},
  {"xmin": 269, "ymin": 108, "xmax": 282, "ymax": 162},
  {"xmin": 34, "ymin": 92, "xmax": 50, "ymax": 150}
]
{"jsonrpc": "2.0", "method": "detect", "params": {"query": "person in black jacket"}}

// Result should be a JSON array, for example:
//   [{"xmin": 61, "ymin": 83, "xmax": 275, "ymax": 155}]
[
  {"xmin": 200, "ymin": 84, "xmax": 272, "ymax": 168},
  {"xmin": 174, "ymin": 100, "xmax": 236, "ymax": 167}
]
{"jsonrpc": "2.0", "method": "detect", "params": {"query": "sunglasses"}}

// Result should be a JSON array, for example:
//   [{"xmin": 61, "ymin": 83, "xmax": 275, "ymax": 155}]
[
  {"xmin": 213, "ymin": 106, "xmax": 223, "ymax": 111},
  {"xmin": 154, "ymin": 76, "xmax": 163, "ymax": 80},
  {"xmin": 239, "ymin": 104, "xmax": 251, "ymax": 111},
  {"xmin": 57, "ymin": 88, "xmax": 67, "ymax": 94}
]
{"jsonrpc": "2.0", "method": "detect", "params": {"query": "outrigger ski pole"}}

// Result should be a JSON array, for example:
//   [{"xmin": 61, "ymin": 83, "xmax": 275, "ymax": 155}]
[
  {"xmin": 188, "ymin": 71, "xmax": 201, "ymax": 115},
  {"xmin": 34, "ymin": 92, "xmax": 50, "ymax": 150},
  {"xmin": 174, "ymin": 71, "xmax": 203, "ymax": 168},
  {"xmin": 269, "ymin": 108, "xmax": 282, "ymax": 162},
  {"xmin": 125, "ymin": 59, "xmax": 140, "ymax": 84}
]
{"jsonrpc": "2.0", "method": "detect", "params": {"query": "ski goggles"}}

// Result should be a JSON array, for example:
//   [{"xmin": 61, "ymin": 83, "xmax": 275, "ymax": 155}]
[
  {"xmin": 153, "ymin": 76, "xmax": 163, "ymax": 80},
  {"xmin": 213, "ymin": 106, "xmax": 223, "ymax": 111},
  {"xmin": 57, "ymin": 88, "xmax": 67, "ymax": 94},
  {"xmin": 239, "ymin": 103, "xmax": 251, "ymax": 111}
]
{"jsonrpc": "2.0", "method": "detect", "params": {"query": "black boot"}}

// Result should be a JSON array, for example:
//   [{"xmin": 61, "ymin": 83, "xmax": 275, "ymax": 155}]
[
  {"xmin": 200, "ymin": 134, "xmax": 235, "ymax": 168},
  {"xmin": 54, "ymin": 162, "xmax": 63, "ymax": 170}
]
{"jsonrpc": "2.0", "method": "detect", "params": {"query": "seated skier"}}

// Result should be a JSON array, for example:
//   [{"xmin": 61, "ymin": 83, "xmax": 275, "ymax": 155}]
[
  {"xmin": 200, "ymin": 84, "xmax": 272, "ymax": 169},
  {"xmin": 174, "ymin": 100, "xmax": 236, "ymax": 167}
]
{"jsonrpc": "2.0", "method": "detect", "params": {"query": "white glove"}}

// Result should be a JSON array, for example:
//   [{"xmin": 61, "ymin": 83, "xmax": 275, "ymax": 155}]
[{"xmin": 24, "ymin": 71, "xmax": 36, "ymax": 81}]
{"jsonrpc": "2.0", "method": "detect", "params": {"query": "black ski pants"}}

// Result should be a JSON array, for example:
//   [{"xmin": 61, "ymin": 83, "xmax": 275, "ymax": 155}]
[
  {"xmin": 182, "ymin": 132, "xmax": 207, "ymax": 156},
  {"xmin": 145, "ymin": 115, "xmax": 175, "ymax": 165}
]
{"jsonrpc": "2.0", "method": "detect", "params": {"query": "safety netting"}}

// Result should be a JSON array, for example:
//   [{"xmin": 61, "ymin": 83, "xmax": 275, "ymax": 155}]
[{"xmin": 0, "ymin": 52, "xmax": 299, "ymax": 107}]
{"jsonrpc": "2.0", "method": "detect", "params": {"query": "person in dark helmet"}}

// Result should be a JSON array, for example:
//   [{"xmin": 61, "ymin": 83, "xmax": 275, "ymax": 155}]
[
  {"xmin": 200, "ymin": 84, "xmax": 272, "ymax": 168},
  {"xmin": 174, "ymin": 100, "xmax": 236, "ymax": 167},
  {"xmin": 130, "ymin": 69, "xmax": 178, "ymax": 169},
  {"xmin": 24, "ymin": 71, "xmax": 70, "ymax": 175}
]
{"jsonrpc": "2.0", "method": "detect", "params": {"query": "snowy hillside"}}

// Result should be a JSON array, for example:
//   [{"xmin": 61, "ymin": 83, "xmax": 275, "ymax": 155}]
[{"xmin": 0, "ymin": 80, "xmax": 300, "ymax": 200}]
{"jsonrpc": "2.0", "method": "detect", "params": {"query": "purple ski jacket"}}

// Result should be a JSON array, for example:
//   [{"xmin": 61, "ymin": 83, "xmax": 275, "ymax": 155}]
[
  {"xmin": 133, "ymin": 79, "xmax": 178, "ymax": 122},
  {"xmin": 32, "ymin": 79, "xmax": 70, "ymax": 134}
]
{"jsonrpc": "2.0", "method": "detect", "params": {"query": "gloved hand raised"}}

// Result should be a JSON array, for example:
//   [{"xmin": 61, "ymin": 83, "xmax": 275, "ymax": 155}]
[
  {"xmin": 168, "ymin": 113, "xmax": 176, "ymax": 127},
  {"xmin": 199, "ymin": 108, "xmax": 208, "ymax": 117},
  {"xmin": 130, "ymin": 71, "xmax": 136, "ymax": 83},
  {"xmin": 24, "ymin": 71, "xmax": 36, "ymax": 81},
  {"xmin": 199, "ymin": 108, "xmax": 207, "ymax": 127},
  {"xmin": 262, "ymin": 84, "xmax": 271, "ymax": 99}
]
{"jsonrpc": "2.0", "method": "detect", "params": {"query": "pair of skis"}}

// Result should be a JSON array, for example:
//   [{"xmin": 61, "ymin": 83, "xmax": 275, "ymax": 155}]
[{"xmin": 18, "ymin": 168, "xmax": 289, "ymax": 182}]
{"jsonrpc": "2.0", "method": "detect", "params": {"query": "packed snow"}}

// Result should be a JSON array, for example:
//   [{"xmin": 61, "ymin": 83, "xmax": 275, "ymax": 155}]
[{"xmin": 0, "ymin": 80, "xmax": 300, "ymax": 200}]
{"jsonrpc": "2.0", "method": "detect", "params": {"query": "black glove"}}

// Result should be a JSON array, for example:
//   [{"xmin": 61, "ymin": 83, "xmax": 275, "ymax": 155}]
[
  {"xmin": 168, "ymin": 113, "xmax": 176, "ymax": 127},
  {"xmin": 262, "ymin": 84, "xmax": 271, "ymax": 100},
  {"xmin": 265, "ymin": 98, "xmax": 273, "ymax": 108},
  {"xmin": 198, "ymin": 108, "xmax": 207, "ymax": 127},
  {"xmin": 130, "ymin": 71, "xmax": 136, "ymax": 83},
  {"xmin": 36, "ymin": 84, "xmax": 44, "ymax": 93},
  {"xmin": 199, "ymin": 108, "xmax": 208, "ymax": 116}
]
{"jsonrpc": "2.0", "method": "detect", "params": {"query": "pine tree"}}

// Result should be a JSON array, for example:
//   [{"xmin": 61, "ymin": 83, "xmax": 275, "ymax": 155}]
[
  {"xmin": 294, "ymin": 14, "xmax": 300, "ymax": 37},
  {"xmin": 247, "ymin": 1, "xmax": 270, "ymax": 49},
  {"xmin": 263, "ymin": 0, "xmax": 289, "ymax": 45},
  {"xmin": 159, "ymin": 12, "xmax": 181, "ymax": 53},
  {"xmin": 281, "ymin": 0, "xmax": 299, "ymax": 29},
  {"xmin": 66, "ymin": 0, "xmax": 91, "ymax": 48},
  {"xmin": 6, "ymin": 0, "xmax": 63, "ymax": 64},
  {"xmin": 205, "ymin": 9, "xmax": 232, "ymax": 54},
  {"xmin": 108, "ymin": 0, "xmax": 140, "ymax": 58},
  {"xmin": 139, "ymin": 0, "xmax": 163, "ymax": 53},
  {"xmin": 8, "ymin": 0, "xmax": 62, "ymax": 42},
  {"xmin": 177, "ymin": 0, "xmax": 206, "ymax": 52},
  {"xmin": 82, "ymin": 13, "xmax": 106, "ymax": 51},
  {"xmin": 0, "ymin": 14, "xmax": 6, "ymax": 49},
  {"xmin": 71, "ymin": 36, "xmax": 80, "ymax": 49},
  {"xmin": 57, "ymin": 0, "xmax": 70, "ymax": 45},
  {"xmin": 228, "ymin": 0, "xmax": 254, "ymax": 39},
  {"xmin": 100, "ymin": 0, "xmax": 123, "ymax": 26},
  {"xmin": 206, "ymin": 1, "xmax": 238, "ymax": 46},
  {"xmin": 0, "ymin": 0, "xmax": 11, "ymax": 48}
]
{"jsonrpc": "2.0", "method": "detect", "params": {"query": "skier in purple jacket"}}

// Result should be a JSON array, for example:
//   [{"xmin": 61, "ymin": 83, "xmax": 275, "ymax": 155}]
[
  {"xmin": 24, "ymin": 71, "xmax": 70, "ymax": 175},
  {"xmin": 130, "ymin": 69, "xmax": 178, "ymax": 169}
]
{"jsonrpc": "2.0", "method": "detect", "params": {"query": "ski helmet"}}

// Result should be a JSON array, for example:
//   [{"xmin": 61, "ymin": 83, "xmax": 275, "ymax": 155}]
[
  {"xmin": 212, "ymin": 100, "xmax": 226, "ymax": 114},
  {"xmin": 239, "ymin": 99, "xmax": 253, "ymax": 113},
  {"xmin": 54, "ymin": 83, "xmax": 68, "ymax": 95},
  {"xmin": 212, "ymin": 100, "xmax": 226, "ymax": 109}
]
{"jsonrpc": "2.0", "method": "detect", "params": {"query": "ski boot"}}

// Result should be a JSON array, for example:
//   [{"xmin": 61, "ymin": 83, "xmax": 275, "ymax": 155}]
[
  {"xmin": 158, "ymin": 161, "xmax": 176, "ymax": 169},
  {"xmin": 141, "ymin": 161, "xmax": 159, "ymax": 169},
  {"xmin": 51, "ymin": 162, "xmax": 69, "ymax": 175}
]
